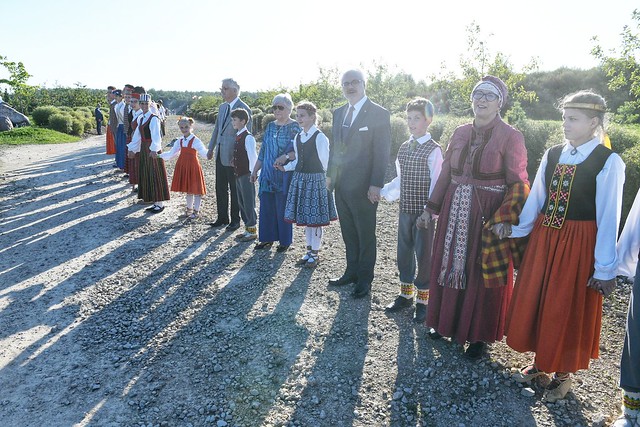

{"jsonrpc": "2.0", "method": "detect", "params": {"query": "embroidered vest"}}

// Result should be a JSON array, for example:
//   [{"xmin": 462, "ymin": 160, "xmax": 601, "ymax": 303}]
[
  {"xmin": 233, "ymin": 130, "xmax": 251, "ymax": 177},
  {"xmin": 397, "ymin": 139, "xmax": 440, "ymax": 214},
  {"xmin": 295, "ymin": 131, "xmax": 324, "ymax": 174},
  {"xmin": 541, "ymin": 144, "xmax": 612, "ymax": 228}
]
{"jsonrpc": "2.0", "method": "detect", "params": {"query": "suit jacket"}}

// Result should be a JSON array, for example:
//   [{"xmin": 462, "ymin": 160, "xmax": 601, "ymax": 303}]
[
  {"xmin": 208, "ymin": 98, "xmax": 252, "ymax": 167},
  {"xmin": 327, "ymin": 98, "xmax": 391, "ymax": 194}
]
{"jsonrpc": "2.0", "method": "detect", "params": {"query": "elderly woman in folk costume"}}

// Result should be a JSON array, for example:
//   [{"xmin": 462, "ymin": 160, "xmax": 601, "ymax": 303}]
[
  {"xmin": 504, "ymin": 90, "xmax": 625, "ymax": 403},
  {"xmin": 425, "ymin": 75, "xmax": 529, "ymax": 360},
  {"xmin": 127, "ymin": 93, "xmax": 170, "ymax": 214}
]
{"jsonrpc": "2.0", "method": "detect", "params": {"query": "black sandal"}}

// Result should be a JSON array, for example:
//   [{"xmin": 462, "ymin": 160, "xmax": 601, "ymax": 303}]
[{"xmin": 254, "ymin": 241, "xmax": 273, "ymax": 250}]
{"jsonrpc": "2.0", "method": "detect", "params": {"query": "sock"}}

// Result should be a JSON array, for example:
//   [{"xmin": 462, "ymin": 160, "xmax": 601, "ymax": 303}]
[
  {"xmin": 309, "ymin": 227, "xmax": 323, "ymax": 251},
  {"xmin": 156, "ymin": 201, "xmax": 164, "ymax": 208},
  {"xmin": 622, "ymin": 390, "xmax": 640, "ymax": 417},
  {"xmin": 416, "ymin": 289, "xmax": 429, "ymax": 305},
  {"xmin": 400, "ymin": 282, "xmax": 414, "ymax": 299},
  {"xmin": 194, "ymin": 195, "xmax": 202, "ymax": 211},
  {"xmin": 186, "ymin": 194, "xmax": 194, "ymax": 210},
  {"xmin": 246, "ymin": 226, "xmax": 257, "ymax": 234}
]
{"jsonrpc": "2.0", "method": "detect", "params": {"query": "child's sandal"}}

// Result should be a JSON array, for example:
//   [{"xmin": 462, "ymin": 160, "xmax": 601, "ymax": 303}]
[
  {"xmin": 180, "ymin": 208, "xmax": 194, "ymax": 218},
  {"xmin": 304, "ymin": 252, "xmax": 319, "ymax": 268}
]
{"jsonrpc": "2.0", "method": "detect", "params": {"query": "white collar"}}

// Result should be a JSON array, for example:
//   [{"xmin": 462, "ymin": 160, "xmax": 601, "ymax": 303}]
[{"xmin": 411, "ymin": 132, "xmax": 432, "ymax": 145}]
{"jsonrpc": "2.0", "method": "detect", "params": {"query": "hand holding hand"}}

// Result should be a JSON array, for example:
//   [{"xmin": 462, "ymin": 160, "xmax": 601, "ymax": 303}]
[
  {"xmin": 207, "ymin": 149, "xmax": 214, "ymax": 160},
  {"xmin": 490, "ymin": 222, "xmax": 512, "ymax": 239},
  {"xmin": 416, "ymin": 211, "xmax": 431, "ymax": 229},
  {"xmin": 587, "ymin": 277, "xmax": 616, "ymax": 297},
  {"xmin": 367, "ymin": 186, "xmax": 381, "ymax": 204}
]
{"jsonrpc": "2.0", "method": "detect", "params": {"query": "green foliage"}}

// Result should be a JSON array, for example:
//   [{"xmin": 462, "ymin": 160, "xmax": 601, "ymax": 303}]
[
  {"xmin": 32, "ymin": 105, "xmax": 60, "ymax": 126},
  {"xmin": 252, "ymin": 112, "xmax": 264, "ymax": 133},
  {"xmin": 608, "ymin": 123, "xmax": 640, "ymax": 153},
  {"xmin": 261, "ymin": 113, "xmax": 275, "ymax": 130},
  {"xmin": 48, "ymin": 113, "xmax": 72, "ymax": 134},
  {"xmin": 513, "ymin": 119, "xmax": 564, "ymax": 179},
  {"xmin": 0, "ymin": 126, "xmax": 80, "ymax": 145},
  {"xmin": 390, "ymin": 114, "xmax": 410, "ymax": 159},
  {"xmin": 187, "ymin": 95, "xmax": 223, "ymax": 122},
  {"xmin": 592, "ymin": 9, "xmax": 640, "ymax": 124},
  {"xmin": 32, "ymin": 85, "xmax": 104, "ymax": 112},
  {"xmin": 428, "ymin": 115, "xmax": 470, "ymax": 149},
  {"xmin": 71, "ymin": 119, "xmax": 84, "ymax": 136},
  {"xmin": 621, "ymin": 143, "xmax": 640, "ymax": 224},
  {"xmin": 0, "ymin": 54, "xmax": 37, "ymax": 114},
  {"xmin": 504, "ymin": 101, "xmax": 528, "ymax": 127}
]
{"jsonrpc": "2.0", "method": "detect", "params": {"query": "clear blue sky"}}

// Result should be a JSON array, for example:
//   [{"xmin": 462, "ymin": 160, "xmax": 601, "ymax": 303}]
[{"xmin": 0, "ymin": 0, "xmax": 636, "ymax": 92}]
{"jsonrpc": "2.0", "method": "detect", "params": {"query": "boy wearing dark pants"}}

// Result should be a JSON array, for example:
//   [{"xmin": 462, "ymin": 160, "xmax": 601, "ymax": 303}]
[
  {"xmin": 380, "ymin": 98, "xmax": 443, "ymax": 322},
  {"xmin": 230, "ymin": 109, "xmax": 258, "ymax": 241}
]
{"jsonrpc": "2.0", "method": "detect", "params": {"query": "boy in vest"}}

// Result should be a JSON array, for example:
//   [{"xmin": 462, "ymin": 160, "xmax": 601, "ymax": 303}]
[
  {"xmin": 230, "ymin": 108, "xmax": 258, "ymax": 241},
  {"xmin": 380, "ymin": 98, "xmax": 443, "ymax": 322}
]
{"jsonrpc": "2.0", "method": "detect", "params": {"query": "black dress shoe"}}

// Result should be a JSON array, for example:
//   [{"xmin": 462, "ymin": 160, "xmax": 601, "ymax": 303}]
[
  {"xmin": 464, "ymin": 341, "xmax": 486, "ymax": 360},
  {"xmin": 145, "ymin": 204, "xmax": 158, "ymax": 211},
  {"xmin": 328, "ymin": 276, "xmax": 356, "ymax": 287},
  {"xmin": 210, "ymin": 219, "xmax": 230, "ymax": 227},
  {"xmin": 352, "ymin": 283, "xmax": 371, "ymax": 298},
  {"xmin": 225, "ymin": 222, "xmax": 240, "ymax": 232},
  {"xmin": 254, "ymin": 241, "xmax": 273, "ymax": 250},
  {"xmin": 276, "ymin": 244, "xmax": 289, "ymax": 252},
  {"xmin": 149, "ymin": 205, "xmax": 165, "ymax": 214},
  {"xmin": 413, "ymin": 304, "xmax": 428, "ymax": 323},
  {"xmin": 385, "ymin": 296, "xmax": 413, "ymax": 312},
  {"xmin": 427, "ymin": 328, "xmax": 443, "ymax": 340}
]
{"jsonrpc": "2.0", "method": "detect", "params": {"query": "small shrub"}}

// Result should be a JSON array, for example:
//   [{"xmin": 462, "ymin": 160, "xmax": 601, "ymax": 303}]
[
  {"xmin": 318, "ymin": 109, "xmax": 332, "ymax": 126},
  {"xmin": 262, "ymin": 113, "xmax": 275, "ymax": 130},
  {"xmin": 49, "ymin": 113, "xmax": 73, "ymax": 134},
  {"xmin": 390, "ymin": 114, "xmax": 410, "ymax": 159},
  {"xmin": 319, "ymin": 122, "xmax": 332, "ymax": 142},
  {"xmin": 83, "ymin": 120, "xmax": 93, "ymax": 132},
  {"xmin": 71, "ymin": 119, "xmax": 84, "ymax": 136},
  {"xmin": 252, "ymin": 112, "xmax": 264, "ymax": 133},
  {"xmin": 58, "ymin": 106, "xmax": 73, "ymax": 113},
  {"xmin": 32, "ymin": 106, "xmax": 60, "ymax": 126},
  {"xmin": 608, "ymin": 123, "xmax": 640, "ymax": 154}
]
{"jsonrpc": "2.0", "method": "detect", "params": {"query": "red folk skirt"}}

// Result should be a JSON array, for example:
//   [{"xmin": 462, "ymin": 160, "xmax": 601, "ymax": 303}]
[
  {"xmin": 106, "ymin": 127, "xmax": 116, "ymax": 155},
  {"xmin": 506, "ymin": 215, "xmax": 602, "ymax": 373},
  {"xmin": 170, "ymin": 146, "xmax": 206, "ymax": 195}
]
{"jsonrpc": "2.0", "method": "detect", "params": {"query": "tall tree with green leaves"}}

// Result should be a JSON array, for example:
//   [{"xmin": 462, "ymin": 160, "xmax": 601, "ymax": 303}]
[
  {"xmin": 0, "ymin": 54, "xmax": 37, "ymax": 114},
  {"xmin": 592, "ymin": 9, "xmax": 640, "ymax": 124}
]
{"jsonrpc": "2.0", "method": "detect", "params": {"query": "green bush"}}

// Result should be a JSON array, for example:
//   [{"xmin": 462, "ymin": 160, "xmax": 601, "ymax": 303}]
[
  {"xmin": 390, "ymin": 114, "xmax": 410, "ymax": 159},
  {"xmin": 49, "ymin": 113, "xmax": 73, "ymax": 134},
  {"xmin": 319, "ymin": 122, "xmax": 332, "ymax": 142},
  {"xmin": 71, "ymin": 119, "xmax": 84, "ymax": 136},
  {"xmin": 252, "ymin": 112, "xmax": 264, "ymax": 133},
  {"xmin": 262, "ymin": 113, "xmax": 275, "ymax": 130},
  {"xmin": 83, "ymin": 120, "xmax": 93, "ymax": 132},
  {"xmin": 429, "ymin": 115, "xmax": 469, "ymax": 149},
  {"xmin": 58, "ymin": 106, "xmax": 73, "ymax": 113},
  {"xmin": 514, "ymin": 119, "xmax": 564, "ymax": 179},
  {"xmin": 317, "ymin": 109, "xmax": 332, "ymax": 125},
  {"xmin": 32, "ymin": 106, "xmax": 60, "ymax": 126},
  {"xmin": 608, "ymin": 123, "xmax": 640, "ymax": 154}
]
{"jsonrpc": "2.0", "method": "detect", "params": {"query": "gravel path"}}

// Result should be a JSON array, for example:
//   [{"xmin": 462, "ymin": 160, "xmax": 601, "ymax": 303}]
[{"xmin": 0, "ymin": 122, "xmax": 631, "ymax": 426}]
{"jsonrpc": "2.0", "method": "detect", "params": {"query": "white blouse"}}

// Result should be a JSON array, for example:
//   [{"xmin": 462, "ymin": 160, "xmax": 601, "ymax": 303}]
[
  {"xmin": 380, "ymin": 132, "xmax": 443, "ymax": 202},
  {"xmin": 127, "ymin": 111, "xmax": 162, "ymax": 153},
  {"xmin": 618, "ymin": 187, "xmax": 640, "ymax": 279},
  {"xmin": 511, "ymin": 138, "xmax": 626, "ymax": 280},
  {"xmin": 159, "ymin": 134, "xmax": 209, "ymax": 160},
  {"xmin": 284, "ymin": 125, "xmax": 330, "ymax": 172}
]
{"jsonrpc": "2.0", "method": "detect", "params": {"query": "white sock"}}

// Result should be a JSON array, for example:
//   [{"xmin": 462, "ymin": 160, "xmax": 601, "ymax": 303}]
[
  {"xmin": 194, "ymin": 195, "xmax": 202, "ymax": 211},
  {"xmin": 186, "ymin": 194, "xmax": 194, "ymax": 210}
]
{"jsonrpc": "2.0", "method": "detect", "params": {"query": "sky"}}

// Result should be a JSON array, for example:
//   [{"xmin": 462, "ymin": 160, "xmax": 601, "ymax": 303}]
[{"xmin": 0, "ymin": 0, "xmax": 636, "ymax": 93}]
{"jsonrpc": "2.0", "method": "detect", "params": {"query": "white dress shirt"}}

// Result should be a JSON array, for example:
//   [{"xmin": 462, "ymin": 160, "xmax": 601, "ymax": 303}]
[{"xmin": 236, "ymin": 126, "xmax": 258, "ymax": 172}]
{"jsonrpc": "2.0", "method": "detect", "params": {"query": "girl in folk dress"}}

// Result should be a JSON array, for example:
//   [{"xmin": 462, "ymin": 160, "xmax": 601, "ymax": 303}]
[
  {"xmin": 284, "ymin": 101, "xmax": 337, "ymax": 267},
  {"xmin": 160, "ymin": 117, "xmax": 208, "ymax": 219},
  {"xmin": 503, "ymin": 90, "xmax": 625, "ymax": 403},
  {"xmin": 127, "ymin": 93, "xmax": 170, "ymax": 214},
  {"xmin": 126, "ymin": 90, "xmax": 144, "ymax": 192}
]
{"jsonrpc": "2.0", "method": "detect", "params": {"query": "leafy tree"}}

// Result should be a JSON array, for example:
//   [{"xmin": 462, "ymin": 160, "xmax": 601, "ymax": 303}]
[
  {"xmin": 0, "ymin": 54, "xmax": 37, "ymax": 113},
  {"xmin": 592, "ymin": 9, "xmax": 640, "ymax": 123}
]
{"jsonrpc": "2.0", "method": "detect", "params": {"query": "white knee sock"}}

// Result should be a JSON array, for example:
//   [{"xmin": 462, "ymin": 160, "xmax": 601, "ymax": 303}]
[
  {"xmin": 186, "ymin": 194, "xmax": 194, "ymax": 210},
  {"xmin": 306, "ymin": 227, "xmax": 323, "ymax": 251},
  {"xmin": 194, "ymin": 195, "xmax": 202, "ymax": 211}
]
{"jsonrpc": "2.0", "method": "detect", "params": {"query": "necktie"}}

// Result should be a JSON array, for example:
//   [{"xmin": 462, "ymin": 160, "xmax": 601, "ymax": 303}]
[
  {"xmin": 342, "ymin": 105, "xmax": 355, "ymax": 128},
  {"xmin": 409, "ymin": 138, "xmax": 418, "ymax": 152}
]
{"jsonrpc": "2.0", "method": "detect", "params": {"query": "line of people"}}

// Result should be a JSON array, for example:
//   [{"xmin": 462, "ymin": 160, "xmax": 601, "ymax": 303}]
[{"xmin": 101, "ymin": 72, "xmax": 639, "ymax": 422}]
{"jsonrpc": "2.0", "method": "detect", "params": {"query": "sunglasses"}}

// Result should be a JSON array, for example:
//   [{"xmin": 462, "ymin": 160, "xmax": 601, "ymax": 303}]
[
  {"xmin": 342, "ymin": 79, "xmax": 362, "ymax": 88},
  {"xmin": 472, "ymin": 91, "xmax": 499, "ymax": 102},
  {"xmin": 271, "ymin": 105, "xmax": 285, "ymax": 111}
]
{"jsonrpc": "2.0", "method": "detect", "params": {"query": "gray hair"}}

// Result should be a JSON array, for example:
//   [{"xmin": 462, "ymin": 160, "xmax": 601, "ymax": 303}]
[
  {"xmin": 272, "ymin": 93, "xmax": 293, "ymax": 110},
  {"xmin": 342, "ymin": 68, "xmax": 367, "ymax": 86},
  {"xmin": 222, "ymin": 78, "xmax": 240, "ymax": 95}
]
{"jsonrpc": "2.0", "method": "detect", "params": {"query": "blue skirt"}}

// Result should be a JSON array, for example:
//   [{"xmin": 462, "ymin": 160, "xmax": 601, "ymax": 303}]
[
  {"xmin": 284, "ymin": 172, "xmax": 337, "ymax": 226},
  {"xmin": 115, "ymin": 124, "xmax": 127, "ymax": 169}
]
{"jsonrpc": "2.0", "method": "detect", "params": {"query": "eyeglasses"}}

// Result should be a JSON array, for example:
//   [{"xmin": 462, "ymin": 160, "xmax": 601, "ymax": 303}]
[
  {"xmin": 271, "ymin": 105, "xmax": 285, "ymax": 111},
  {"xmin": 220, "ymin": 86, "xmax": 230, "ymax": 91},
  {"xmin": 342, "ymin": 79, "xmax": 362, "ymax": 88},
  {"xmin": 472, "ymin": 91, "xmax": 499, "ymax": 102},
  {"xmin": 140, "ymin": 102, "xmax": 149, "ymax": 105}
]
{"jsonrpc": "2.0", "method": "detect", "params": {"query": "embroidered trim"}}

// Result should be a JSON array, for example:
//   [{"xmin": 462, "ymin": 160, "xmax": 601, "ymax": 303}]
[
  {"xmin": 400, "ymin": 283, "xmax": 415, "ymax": 297},
  {"xmin": 416, "ymin": 289, "xmax": 430, "ymax": 304},
  {"xmin": 623, "ymin": 392, "xmax": 640, "ymax": 411},
  {"xmin": 542, "ymin": 163, "xmax": 576, "ymax": 229}
]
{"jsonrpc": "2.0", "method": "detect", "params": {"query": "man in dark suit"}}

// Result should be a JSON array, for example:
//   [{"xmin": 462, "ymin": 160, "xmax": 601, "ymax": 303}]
[
  {"xmin": 207, "ymin": 78, "xmax": 252, "ymax": 231},
  {"xmin": 94, "ymin": 104, "xmax": 103, "ymax": 135},
  {"xmin": 327, "ymin": 69, "xmax": 391, "ymax": 298}
]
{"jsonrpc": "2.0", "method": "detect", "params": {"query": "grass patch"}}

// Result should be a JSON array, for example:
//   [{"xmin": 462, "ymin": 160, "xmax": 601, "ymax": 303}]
[{"xmin": 0, "ymin": 126, "xmax": 81, "ymax": 145}]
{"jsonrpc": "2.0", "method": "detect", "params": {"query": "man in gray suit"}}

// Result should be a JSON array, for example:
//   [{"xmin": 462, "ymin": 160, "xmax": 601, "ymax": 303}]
[
  {"xmin": 327, "ymin": 69, "xmax": 391, "ymax": 298},
  {"xmin": 207, "ymin": 78, "xmax": 252, "ymax": 231}
]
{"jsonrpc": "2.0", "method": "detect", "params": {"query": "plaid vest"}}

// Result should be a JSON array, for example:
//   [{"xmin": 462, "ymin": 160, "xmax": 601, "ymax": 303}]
[{"xmin": 397, "ymin": 139, "xmax": 440, "ymax": 214}]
